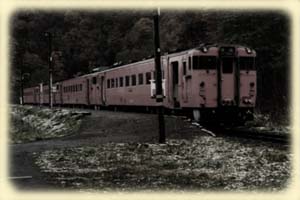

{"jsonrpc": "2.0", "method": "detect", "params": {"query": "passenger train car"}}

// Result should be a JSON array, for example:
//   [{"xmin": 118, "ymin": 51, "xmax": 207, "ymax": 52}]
[{"xmin": 23, "ymin": 44, "xmax": 257, "ymax": 123}]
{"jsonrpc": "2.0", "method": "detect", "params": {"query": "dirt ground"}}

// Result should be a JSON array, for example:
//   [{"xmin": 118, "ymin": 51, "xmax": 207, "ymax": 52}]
[{"xmin": 10, "ymin": 109, "xmax": 204, "ymax": 190}]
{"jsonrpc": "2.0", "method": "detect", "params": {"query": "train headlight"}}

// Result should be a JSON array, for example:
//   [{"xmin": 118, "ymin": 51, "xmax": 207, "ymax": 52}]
[
  {"xmin": 201, "ymin": 47, "xmax": 208, "ymax": 53},
  {"xmin": 245, "ymin": 48, "xmax": 252, "ymax": 54}
]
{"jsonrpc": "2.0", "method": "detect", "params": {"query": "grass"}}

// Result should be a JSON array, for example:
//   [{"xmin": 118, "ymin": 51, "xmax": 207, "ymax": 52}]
[
  {"xmin": 35, "ymin": 136, "xmax": 290, "ymax": 191},
  {"xmin": 10, "ymin": 105, "xmax": 85, "ymax": 143}
]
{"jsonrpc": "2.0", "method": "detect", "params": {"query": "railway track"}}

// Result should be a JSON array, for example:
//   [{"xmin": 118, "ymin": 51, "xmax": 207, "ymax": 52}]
[{"xmin": 204, "ymin": 125, "xmax": 289, "ymax": 144}]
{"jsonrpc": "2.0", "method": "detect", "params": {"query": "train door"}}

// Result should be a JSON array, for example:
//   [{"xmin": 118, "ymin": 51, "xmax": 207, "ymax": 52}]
[
  {"xmin": 220, "ymin": 57, "xmax": 235, "ymax": 105},
  {"xmin": 171, "ymin": 61, "xmax": 180, "ymax": 107},
  {"xmin": 60, "ymin": 84, "xmax": 63, "ymax": 105},
  {"xmin": 182, "ymin": 59, "xmax": 188, "ymax": 103},
  {"xmin": 100, "ymin": 76, "xmax": 106, "ymax": 105},
  {"xmin": 86, "ymin": 79, "xmax": 90, "ymax": 105},
  {"xmin": 34, "ymin": 88, "xmax": 37, "ymax": 104}
]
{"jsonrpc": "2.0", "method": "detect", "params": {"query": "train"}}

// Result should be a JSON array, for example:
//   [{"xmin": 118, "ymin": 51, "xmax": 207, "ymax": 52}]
[{"xmin": 23, "ymin": 44, "xmax": 257, "ymax": 123}]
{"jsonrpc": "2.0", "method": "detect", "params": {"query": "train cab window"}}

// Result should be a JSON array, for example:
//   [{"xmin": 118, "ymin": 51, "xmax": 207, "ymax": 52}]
[
  {"xmin": 115, "ymin": 78, "xmax": 118, "ymax": 88},
  {"xmin": 138, "ymin": 73, "xmax": 143, "ymax": 85},
  {"xmin": 146, "ymin": 72, "xmax": 151, "ymax": 84},
  {"xmin": 239, "ymin": 57, "xmax": 255, "ymax": 70},
  {"xmin": 183, "ymin": 61, "xmax": 187, "ymax": 75},
  {"xmin": 188, "ymin": 56, "xmax": 191, "ymax": 70},
  {"xmin": 125, "ymin": 76, "xmax": 130, "ymax": 86},
  {"xmin": 222, "ymin": 57, "xmax": 234, "ymax": 74},
  {"xmin": 111, "ymin": 78, "xmax": 115, "ymax": 88},
  {"xmin": 200, "ymin": 56, "xmax": 217, "ymax": 69},
  {"xmin": 193, "ymin": 56, "xmax": 217, "ymax": 70},
  {"xmin": 107, "ymin": 79, "xmax": 110, "ymax": 88},
  {"xmin": 131, "ymin": 75, "xmax": 136, "ymax": 86},
  {"xmin": 119, "ymin": 77, "xmax": 124, "ymax": 87},
  {"xmin": 56, "ymin": 85, "xmax": 59, "ymax": 90},
  {"xmin": 92, "ymin": 77, "xmax": 97, "ymax": 84}
]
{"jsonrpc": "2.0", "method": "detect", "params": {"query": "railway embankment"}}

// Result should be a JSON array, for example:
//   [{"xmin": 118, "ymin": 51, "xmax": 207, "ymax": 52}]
[{"xmin": 10, "ymin": 105, "xmax": 88, "ymax": 143}]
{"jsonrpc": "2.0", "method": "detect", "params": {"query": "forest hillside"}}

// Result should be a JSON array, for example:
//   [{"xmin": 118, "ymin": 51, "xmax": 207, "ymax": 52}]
[{"xmin": 10, "ymin": 10, "xmax": 290, "ymax": 124}]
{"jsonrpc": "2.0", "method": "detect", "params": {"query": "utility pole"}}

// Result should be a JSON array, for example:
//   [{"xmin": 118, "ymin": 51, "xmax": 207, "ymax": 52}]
[
  {"xmin": 153, "ymin": 8, "xmax": 166, "ymax": 143},
  {"xmin": 19, "ymin": 39, "xmax": 27, "ymax": 105},
  {"xmin": 45, "ymin": 32, "xmax": 53, "ymax": 108},
  {"xmin": 20, "ymin": 50, "xmax": 24, "ymax": 105}
]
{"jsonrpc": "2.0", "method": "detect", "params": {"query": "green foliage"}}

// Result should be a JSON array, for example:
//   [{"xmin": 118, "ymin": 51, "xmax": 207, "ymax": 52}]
[{"xmin": 10, "ymin": 10, "xmax": 289, "ymax": 122}]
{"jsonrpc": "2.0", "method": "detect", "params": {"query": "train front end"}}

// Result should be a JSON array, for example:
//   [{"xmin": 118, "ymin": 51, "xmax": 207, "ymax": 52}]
[{"xmin": 190, "ymin": 44, "xmax": 256, "ymax": 123}]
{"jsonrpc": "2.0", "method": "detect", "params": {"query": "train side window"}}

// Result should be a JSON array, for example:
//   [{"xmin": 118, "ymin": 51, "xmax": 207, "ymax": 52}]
[
  {"xmin": 119, "ymin": 77, "xmax": 123, "ymax": 87},
  {"xmin": 131, "ymin": 75, "xmax": 136, "ymax": 86},
  {"xmin": 116, "ymin": 78, "xmax": 118, "ymax": 88},
  {"xmin": 80, "ymin": 84, "xmax": 82, "ymax": 91},
  {"xmin": 193, "ymin": 56, "xmax": 199, "ymax": 69},
  {"xmin": 183, "ymin": 61, "xmax": 187, "ymax": 75},
  {"xmin": 153, "ymin": 71, "xmax": 156, "ymax": 80},
  {"xmin": 146, "ymin": 72, "xmax": 151, "ymax": 84},
  {"xmin": 107, "ymin": 79, "xmax": 110, "ymax": 88},
  {"xmin": 125, "ymin": 76, "xmax": 130, "ymax": 86},
  {"xmin": 76, "ymin": 85, "xmax": 78, "ymax": 92},
  {"xmin": 138, "ymin": 73, "xmax": 143, "ymax": 85},
  {"xmin": 188, "ymin": 56, "xmax": 191, "ymax": 70},
  {"xmin": 111, "ymin": 78, "xmax": 115, "ymax": 88},
  {"xmin": 92, "ymin": 77, "xmax": 97, "ymax": 84}
]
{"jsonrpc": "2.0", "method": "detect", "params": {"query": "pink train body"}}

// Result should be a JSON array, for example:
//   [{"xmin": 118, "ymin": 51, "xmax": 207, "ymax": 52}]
[{"xmin": 23, "ymin": 44, "xmax": 257, "ymax": 122}]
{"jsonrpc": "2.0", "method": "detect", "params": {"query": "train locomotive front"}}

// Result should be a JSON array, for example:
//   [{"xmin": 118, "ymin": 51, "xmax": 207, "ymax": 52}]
[{"xmin": 183, "ymin": 44, "xmax": 256, "ymax": 123}]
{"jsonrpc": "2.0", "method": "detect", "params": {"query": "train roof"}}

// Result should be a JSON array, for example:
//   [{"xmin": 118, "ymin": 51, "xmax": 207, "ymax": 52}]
[{"xmin": 27, "ymin": 43, "xmax": 255, "ymax": 86}]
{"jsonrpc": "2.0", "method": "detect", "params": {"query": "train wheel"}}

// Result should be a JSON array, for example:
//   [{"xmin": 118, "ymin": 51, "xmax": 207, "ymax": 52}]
[{"xmin": 193, "ymin": 109, "xmax": 201, "ymax": 122}]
